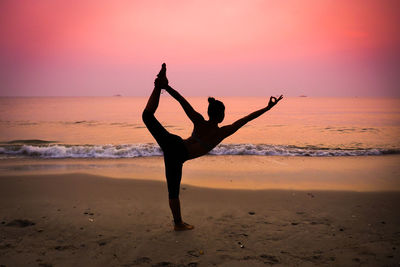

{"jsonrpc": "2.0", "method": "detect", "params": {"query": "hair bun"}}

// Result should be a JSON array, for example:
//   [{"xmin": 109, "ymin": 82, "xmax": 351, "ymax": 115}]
[{"xmin": 208, "ymin": 97, "xmax": 216, "ymax": 104}]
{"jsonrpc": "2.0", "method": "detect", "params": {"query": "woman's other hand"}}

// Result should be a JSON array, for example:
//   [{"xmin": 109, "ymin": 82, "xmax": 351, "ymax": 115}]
[{"xmin": 267, "ymin": 95, "xmax": 283, "ymax": 109}]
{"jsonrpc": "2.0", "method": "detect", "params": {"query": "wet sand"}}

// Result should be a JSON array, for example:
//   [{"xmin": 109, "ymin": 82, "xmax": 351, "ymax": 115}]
[
  {"xmin": 1, "ymin": 173, "xmax": 399, "ymax": 266},
  {"xmin": 1, "ymin": 155, "xmax": 399, "ymax": 191}
]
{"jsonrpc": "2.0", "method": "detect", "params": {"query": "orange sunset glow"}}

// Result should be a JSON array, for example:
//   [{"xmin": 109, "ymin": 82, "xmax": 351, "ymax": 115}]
[
  {"xmin": 1, "ymin": 2, "xmax": 400, "ymax": 266},
  {"xmin": 0, "ymin": 0, "xmax": 399, "ymax": 96}
]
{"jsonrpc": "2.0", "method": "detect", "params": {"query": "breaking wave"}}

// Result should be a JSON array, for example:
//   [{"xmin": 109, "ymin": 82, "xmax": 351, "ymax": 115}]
[{"xmin": 0, "ymin": 143, "xmax": 398, "ymax": 158}]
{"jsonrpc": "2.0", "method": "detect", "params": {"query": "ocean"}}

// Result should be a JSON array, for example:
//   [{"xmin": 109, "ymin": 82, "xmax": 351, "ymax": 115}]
[
  {"xmin": 0, "ymin": 96, "xmax": 399, "ymax": 158},
  {"xmin": 1, "ymin": 96, "xmax": 399, "ymax": 190}
]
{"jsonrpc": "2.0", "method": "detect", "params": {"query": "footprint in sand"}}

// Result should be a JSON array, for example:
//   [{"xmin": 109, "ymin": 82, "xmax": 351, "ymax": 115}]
[
  {"xmin": 6, "ymin": 219, "xmax": 35, "ymax": 227},
  {"xmin": 54, "ymin": 245, "xmax": 77, "ymax": 251},
  {"xmin": 122, "ymin": 256, "xmax": 151, "ymax": 266}
]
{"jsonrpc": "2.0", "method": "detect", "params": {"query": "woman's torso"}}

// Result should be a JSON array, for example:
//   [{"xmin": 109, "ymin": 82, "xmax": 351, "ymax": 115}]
[{"xmin": 183, "ymin": 120, "xmax": 222, "ymax": 159}]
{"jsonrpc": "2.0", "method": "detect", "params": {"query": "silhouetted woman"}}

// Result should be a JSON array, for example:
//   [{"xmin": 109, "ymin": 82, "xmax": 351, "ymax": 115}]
[{"xmin": 142, "ymin": 63, "xmax": 283, "ymax": 231}]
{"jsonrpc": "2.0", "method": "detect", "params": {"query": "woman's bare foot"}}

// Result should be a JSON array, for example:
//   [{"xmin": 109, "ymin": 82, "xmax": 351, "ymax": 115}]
[
  {"xmin": 155, "ymin": 63, "xmax": 168, "ymax": 88},
  {"xmin": 157, "ymin": 63, "xmax": 167, "ymax": 78},
  {"xmin": 174, "ymin": 222, "xmax": 194, "ymax": 231}
]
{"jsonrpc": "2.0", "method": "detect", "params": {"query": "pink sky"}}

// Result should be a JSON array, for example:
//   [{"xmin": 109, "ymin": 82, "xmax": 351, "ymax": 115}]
[{"xmin": 0, "ymin": 0, "xmax": 399, "ymax": 96}]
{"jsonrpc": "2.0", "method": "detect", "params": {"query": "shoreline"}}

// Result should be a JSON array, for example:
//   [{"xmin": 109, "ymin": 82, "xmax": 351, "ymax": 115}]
[
  {"xmin": 1, "ymin": 171, "xmax": 400, "ymax": 193},
  {"xmin": 1, "ymin": 173, "xmax": 399, "ymax": 266},
  {"xmin": 1, "ymin": 155, "xmax": 399, "ymax": 191}
]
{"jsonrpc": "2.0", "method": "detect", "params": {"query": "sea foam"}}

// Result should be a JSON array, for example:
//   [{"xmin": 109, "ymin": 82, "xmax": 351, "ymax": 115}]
[{"xmin": 0, "ymin": 144, "xmax": 398, "ymax": 158}]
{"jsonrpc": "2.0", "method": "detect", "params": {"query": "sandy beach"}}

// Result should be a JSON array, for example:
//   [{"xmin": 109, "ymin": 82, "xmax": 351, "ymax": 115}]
[
  {"xmin": 2, "ymin": 0, "xmax": 400, "ymax": 265},
  {"xmin": 1, "ymin": 172, "xmax": 399, "ymax": 266}
]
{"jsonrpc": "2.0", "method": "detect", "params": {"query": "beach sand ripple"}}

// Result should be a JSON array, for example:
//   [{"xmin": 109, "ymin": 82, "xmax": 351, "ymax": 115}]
[{"xmin": 0, "ymin": 174, "xmax": 399, "ymax": 266}]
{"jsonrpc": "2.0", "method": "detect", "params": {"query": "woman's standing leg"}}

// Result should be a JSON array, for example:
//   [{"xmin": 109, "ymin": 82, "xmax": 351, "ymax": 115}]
[
  {"xmin": 165, "ymin": 157, "xmax": 194, "ymax": 231},
  {"xmin": 164, "ymin": 157, "xmax": 183, "ymax": 224}
]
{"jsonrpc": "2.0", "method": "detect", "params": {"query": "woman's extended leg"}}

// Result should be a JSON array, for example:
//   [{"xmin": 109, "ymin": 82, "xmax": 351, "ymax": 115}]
[
  {"xmin": 145, "ymin": 63, "xmax": 166, "ymax": 113},
  {"xmin": 144, "ymin": 87, "xmax": 162, "ymax": 114},
  {"xmin": 142, "ymin": 87, "xmax": 169, "ymax": 147}
]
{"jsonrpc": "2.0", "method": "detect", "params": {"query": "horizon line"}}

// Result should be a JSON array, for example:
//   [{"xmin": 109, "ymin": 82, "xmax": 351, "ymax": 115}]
[{"xmin": 1, "ymin": 95, "xmax": 400, "ymax": 98}]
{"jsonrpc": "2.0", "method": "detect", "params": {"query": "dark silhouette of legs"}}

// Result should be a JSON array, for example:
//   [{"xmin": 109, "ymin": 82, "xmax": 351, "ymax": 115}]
[
  {"xmin": 142, "ymin": 109, "xmax": 194, "ymax": 230},
  {"xmin": 163, "ymin": 155, "xmax": 193, "ymax": 230},
  {"xmin": 142, "ymin": 64, "xmax": 193, "ymax": 231}
]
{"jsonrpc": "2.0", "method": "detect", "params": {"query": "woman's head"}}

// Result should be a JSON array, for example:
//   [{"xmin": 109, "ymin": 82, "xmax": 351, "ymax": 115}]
[{"xmin": 208, "ymin": 97, "xmax": 225, "ymax": 123}]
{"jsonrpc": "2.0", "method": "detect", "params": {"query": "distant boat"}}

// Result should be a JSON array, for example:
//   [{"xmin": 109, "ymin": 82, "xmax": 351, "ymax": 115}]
[
  {"xmin": 299, "ymin": 95, "xmax": 307, "ymax": 97},
  {"xmin": 113, "ymin": 94, "xmax": 122, "ymax": 97}
]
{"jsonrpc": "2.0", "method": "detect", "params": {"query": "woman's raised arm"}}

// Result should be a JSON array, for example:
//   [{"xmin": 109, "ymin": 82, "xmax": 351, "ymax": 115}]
[
  {"xmin": 154, "ymin": 63, "xmax": 204, "ymax": 124},
  {"xmin": 220, "ymin": 95, "xmax": 283, "ymax": 139},
  {"xmin": 165, "ymin": 85, "xmax": 204, "ymax": 124}
]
